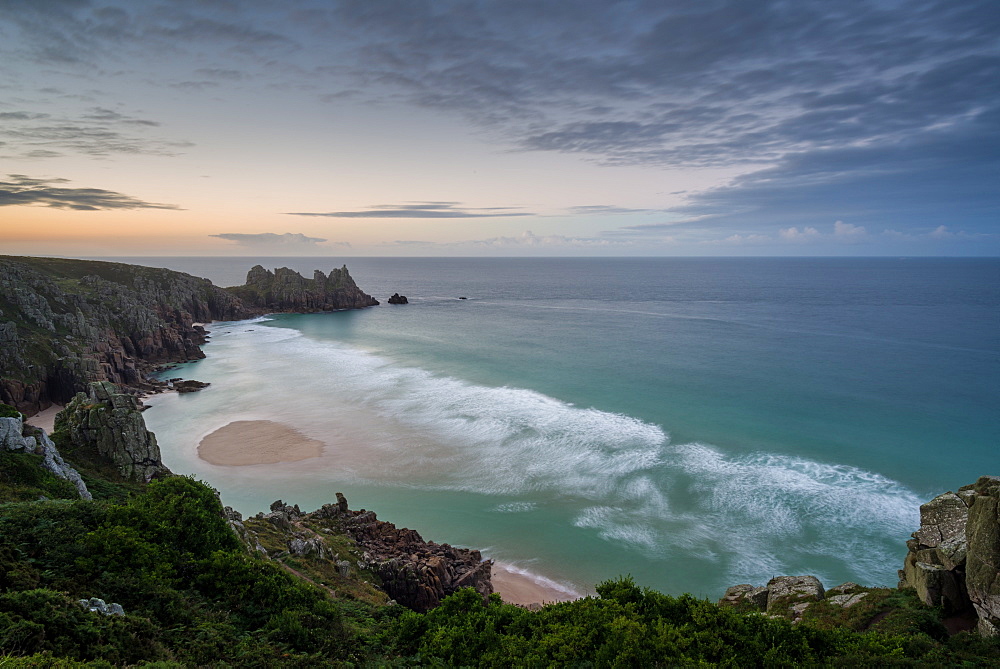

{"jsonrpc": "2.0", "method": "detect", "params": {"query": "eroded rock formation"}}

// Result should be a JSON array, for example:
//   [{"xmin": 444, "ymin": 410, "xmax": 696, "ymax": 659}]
[
  {"xmin": 0, "ymin": 257, "xmax": 380, "ymax": 413},
  {"xmin": 228, "ymin": 265, "xmax": 379, "ymax": 312},
  {"xmin": 56, "ymin": 381, "xmax": 170, "ymax": 483},
  {"xmin": 900, "ymin": 476, "xmax": 1000, "ymax": 636}
]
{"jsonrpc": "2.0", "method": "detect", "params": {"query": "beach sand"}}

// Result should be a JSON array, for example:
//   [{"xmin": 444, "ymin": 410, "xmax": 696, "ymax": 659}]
[
  {"xmin": 26, "ymin": 404, "xmax": 63, "ymax": 433},
  {"xmin": 199, "ymin": 420, "xmax": 324, "ymax": 465},
  {"xmin": 491, "ymin": 562, "xmax": 581, "ymax": 607}
]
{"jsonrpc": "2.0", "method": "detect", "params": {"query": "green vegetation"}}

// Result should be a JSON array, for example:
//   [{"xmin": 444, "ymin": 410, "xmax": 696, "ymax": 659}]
[
  {"xmin": 0, "ymin": 451, "xmax": 79, "ymax": 502},
  {"xmin": 0, "ymin": 403, "xmax": 22, "ymax": 419},
  {"xmin": 1, "ymin": 407, "xmax": 999, "ymax": 665},
  {"xmin": 0, "ymin": 477, "xmax": 997, "ymax": 666}
]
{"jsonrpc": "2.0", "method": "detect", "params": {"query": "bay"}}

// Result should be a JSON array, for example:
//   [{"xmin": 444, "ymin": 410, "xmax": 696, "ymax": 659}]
[{"xmin": 106, "ymin": 256, "xmax": 999, "ymax": 598}]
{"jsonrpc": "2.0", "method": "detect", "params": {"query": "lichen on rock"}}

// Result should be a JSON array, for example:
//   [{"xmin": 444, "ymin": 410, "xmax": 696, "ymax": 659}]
[{"xmin": 56, "ymin": 381, "xmax": 170, "ymax": 483}]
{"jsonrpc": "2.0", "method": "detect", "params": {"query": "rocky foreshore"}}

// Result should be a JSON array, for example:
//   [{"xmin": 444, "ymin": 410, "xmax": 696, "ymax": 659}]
[
  {"xmin": 721, "ymin": 475, "xmax": 1000, "ymax": 636},
  {"xmin": 232, "ymin": 495, "xmax": 493, "ymax": 612}
]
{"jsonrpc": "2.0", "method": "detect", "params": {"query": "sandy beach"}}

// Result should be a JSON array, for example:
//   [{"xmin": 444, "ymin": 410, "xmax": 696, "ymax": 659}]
[
  {"xmin": 491, "ymin": 562, "xmax": 581, "ymax": 607},
  {"xmin": 26, "ymin": 404, "xmax": 63, "ymax": 433},
  {"xmin": 198, "ymin": 420, "xmax": 325, "ymax": 465}
]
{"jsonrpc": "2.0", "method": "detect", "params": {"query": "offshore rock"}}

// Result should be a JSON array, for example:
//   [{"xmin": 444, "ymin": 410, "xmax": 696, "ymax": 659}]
[
  {"xmin": 387, "ymin": 293, "xmax": 408, "ymax": 304},
  {"xmin": 228, "ymin": 265, "xmax": 379, "ymax": 312},
  {"xmin": 57, "ymin": 381, "xmax": 170, "ymax": 483}
]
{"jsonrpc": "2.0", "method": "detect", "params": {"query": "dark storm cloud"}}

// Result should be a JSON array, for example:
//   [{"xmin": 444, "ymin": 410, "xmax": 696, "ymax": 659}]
[
  {"xmin": 0, "ymin": 174, "xmax": 181, "ymax": 210},
  {"xmin": 658, "ymin": 105, "xmax": 1000, "ymax": 234},
  {"xmin": 286, "ymin": 202, "xmax": 533, "ymax": 219},
  {"xmin": 3, "ymin": 0, "xmax": 996, "ymax": 239}
]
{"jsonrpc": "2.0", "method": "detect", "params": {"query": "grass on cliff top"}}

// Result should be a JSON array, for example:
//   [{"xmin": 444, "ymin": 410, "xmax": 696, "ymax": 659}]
[
  {"xmin": 0, "ymin": 404, "xmax": 22, "ymax": 419},
  {"xmin": 0, "ymin": 451, "xmax": 79, "ymax": 502},
  {"xmin": 243, "ymin": 515, "xmax": 390, "ymax": 607},
  {"xmin": 0, "ymin": 255, "xmax": 197, "ymax": 287}
]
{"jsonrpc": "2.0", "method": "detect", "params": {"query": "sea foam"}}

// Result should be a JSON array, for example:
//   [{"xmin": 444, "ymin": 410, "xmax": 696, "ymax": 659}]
[{"xmin": 151, "ymin": 318, "xmax": 922, "ymax": 590}]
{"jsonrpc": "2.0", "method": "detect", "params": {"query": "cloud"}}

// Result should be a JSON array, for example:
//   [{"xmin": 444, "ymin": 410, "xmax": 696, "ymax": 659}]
[
  {"xmin": 210, "ymin": 232, "xmax": 337, "ymax": 248},
  {"xmin": 463, "ymin": 230, "xmax": 629, "ymax": 248},
  {"xmin": 286, "ymin": 202, "xmax": 533, "ymax": 219},
  {"xmin": 833, "ymin": 220, "xmax": 867, "ymax": 242},
  {"xmin": 0, "ymin": 106, "xmax": 187, "ymax": 158},
  {"xmin": 567, "ymin": 205, "xmax": 656, "ymax": 215},
  {"xmin": 779, "ymin": 226, "xmax": 821, "ymax": 242},
  {"xmin": 0, "ymin": 174, "xmax": 180, "ymax": 210}
]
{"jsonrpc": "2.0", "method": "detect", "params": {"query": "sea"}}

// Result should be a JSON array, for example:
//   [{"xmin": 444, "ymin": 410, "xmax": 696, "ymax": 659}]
[{"xmin": 98, "ymin": 256, "xmax": 1000, "ymax": 600}]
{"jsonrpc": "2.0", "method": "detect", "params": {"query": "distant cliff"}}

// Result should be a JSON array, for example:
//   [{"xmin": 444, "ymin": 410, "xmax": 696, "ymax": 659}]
[
  {"xmin": 0, "ymin": 257, "xmax": 379, "ymax": 412},
  {"xmin": 226, "ymin": 265, "xmax": 379, "ymax": 312}
]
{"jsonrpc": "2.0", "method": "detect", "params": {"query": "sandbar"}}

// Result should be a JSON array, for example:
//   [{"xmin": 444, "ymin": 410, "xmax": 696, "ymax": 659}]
[
  {"xmin": 491, "ymin": 562, "xmax": 581, "ymax": 607},
  {"xmin": 199, "ymin": 420, "xmax": 324, "ymax": 465}
]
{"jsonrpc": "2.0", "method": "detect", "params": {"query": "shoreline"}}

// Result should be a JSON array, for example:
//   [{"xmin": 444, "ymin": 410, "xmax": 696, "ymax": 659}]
[
  {"xmin": 491, "ymin": 561, "xmax": 582, "ymax": 607},
  {"xmin": 190, "ymin": 418, "xmax": 583, "ymax": 607}
]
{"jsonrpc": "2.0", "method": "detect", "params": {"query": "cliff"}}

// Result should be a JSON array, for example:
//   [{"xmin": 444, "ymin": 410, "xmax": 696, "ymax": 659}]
[
  {"xmin": 0, "ymin": 256, "xmax": 253, "ymax": 412},
  {"xmin": 0, "ymin": 257, "xmax": 380, "ymax": 413},
  {"xmin": 226, "ymin": 264, "xmax": 379, "ymax": 312},
  {"xmin": 899, "ymin": 475, "xmax": 1000, "ymax": 636}
]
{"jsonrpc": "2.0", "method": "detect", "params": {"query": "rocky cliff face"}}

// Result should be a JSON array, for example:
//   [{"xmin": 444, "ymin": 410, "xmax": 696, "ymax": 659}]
[
  {"xmin": 226, "ymin": 265, "xmax": 379, "ymax": 312},
  {"xmin": 235, "ymin": 494, "xmax": 493, "ymax": 613},
  {"xmin": 55, "ymin": 381, "xmax": 170, "ymax": 483},
  {"xmin": 900, "ymin": 476, "xmax": 1000, "ymax": 636},
  {"xmin": 0, "ymin": 256, "xmax": 254, "ymax": 412},
  {"xmin": 0, "ymin": 257, "xmax": 380, "ymax": 413}
]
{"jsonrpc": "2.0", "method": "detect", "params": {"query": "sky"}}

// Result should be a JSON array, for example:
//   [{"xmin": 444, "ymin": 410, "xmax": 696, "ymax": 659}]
[{"xmin": 1, "ymin": 0, "xmax": 998, "ymax": 257}]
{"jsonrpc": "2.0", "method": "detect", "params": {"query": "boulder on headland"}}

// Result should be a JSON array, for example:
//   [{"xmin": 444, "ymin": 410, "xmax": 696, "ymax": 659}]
[{"xmin": 388, "ymin": 293, "xmax": 408, "ymax": 304}]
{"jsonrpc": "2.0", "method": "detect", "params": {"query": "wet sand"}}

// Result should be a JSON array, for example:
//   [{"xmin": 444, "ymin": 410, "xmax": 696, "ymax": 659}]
[
  {"xmin": 491, "ymin": 562, "xmax": 581, "ymax": 607},
  {"xmin": 26, "ymin": 404, "xmax": 63, "ymax": 433},
  {"xmin": 198, "ymin": 420, "xmax": 324, "ymax": 465}
]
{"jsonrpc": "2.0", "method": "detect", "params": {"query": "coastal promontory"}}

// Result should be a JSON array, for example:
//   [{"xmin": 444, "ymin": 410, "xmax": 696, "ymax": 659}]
[
  {"xmin": 227, "ymin": 264, "xmax": 379, "ymax": 312},
  {"xmin": 0, "ymin": 256, "xmax": 380, "ymax": 413}
]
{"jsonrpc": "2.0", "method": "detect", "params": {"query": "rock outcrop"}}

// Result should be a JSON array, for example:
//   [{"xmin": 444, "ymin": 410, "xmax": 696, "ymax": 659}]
[
  {"xmin": 227, "ymin": 265, "xmax": 379, "ymax": 312},
  {"xmin": 900, "ymin": 476, "xmax": 1000, "ymax": 636},
  {"xmin": 0, "ymin": 409, "xmax": 91, "ymax": 500},
  {"xmin": 245, "ymin": 495, "xmax": 493, "ymax": 613},
  {"xmin": 720, "ymin": 575, "xmax": 829, "ymax": 622},
  {"xmin": 722, "ymin": 476, "xmax": 1000, "ymax": 635},
  {"xmin": 56, "ymin": 381, "xmax": 170, "ymax": 483},
  {"xmin": 387, "ymin": 293, "xmax": 408, "ymax": 304}
]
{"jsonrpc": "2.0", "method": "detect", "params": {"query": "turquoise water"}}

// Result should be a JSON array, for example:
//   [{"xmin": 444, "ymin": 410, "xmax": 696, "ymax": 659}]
[{"xmin": 126, "ymin": 257, "xmax": 999, "ymax": 598}]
